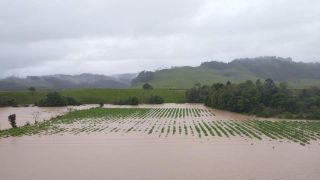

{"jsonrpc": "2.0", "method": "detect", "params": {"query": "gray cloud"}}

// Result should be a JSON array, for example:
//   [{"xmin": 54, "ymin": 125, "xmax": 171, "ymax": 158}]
[{"xmin": 0, "ymin": 0, "xmax": 319, "ymax": 77}]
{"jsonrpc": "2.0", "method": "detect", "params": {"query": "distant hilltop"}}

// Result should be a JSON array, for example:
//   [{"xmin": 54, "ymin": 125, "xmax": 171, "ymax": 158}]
[
  {"xmin": 1, "ymin": 56, "xmax": 320, "ymax": 90},
  {"xmin": 0, "ymin": 73, "xmax": 137, "ymax": 91},
  {"xmin": 131, "ymin": 56, "xmax": 320, "ymax": 89}
]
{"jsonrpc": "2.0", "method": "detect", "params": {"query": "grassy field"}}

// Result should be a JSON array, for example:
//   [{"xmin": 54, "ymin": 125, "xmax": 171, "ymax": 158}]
[
  {"xmin": 1, "ymin": 107, "xmax": 320, "ymax": 145},
  {"xmin": 131, "ymin": 66, "xmax": 320, "ymax": 89},
  {"xmin": 0, "ymin": 89, "xmax": 186, "ymax": 105},
  {"xmin": 132, "ymin": 66, "xmax": 257, "ymax": 89}
]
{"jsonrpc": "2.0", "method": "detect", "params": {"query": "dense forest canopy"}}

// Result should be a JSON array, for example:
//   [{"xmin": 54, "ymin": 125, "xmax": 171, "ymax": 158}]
[{"xmin": 186, "ymin": 79, "xmax": 320, "ymax": 119}]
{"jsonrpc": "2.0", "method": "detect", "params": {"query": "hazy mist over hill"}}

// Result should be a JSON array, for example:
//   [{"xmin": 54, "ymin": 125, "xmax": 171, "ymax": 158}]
[
  {"xmin": 0, "ymin": 73, "xmax": 137, "ymax": 90},
  {"xmin": 2, "ymin": 56, "xmax": 320, "ymax": 90}
]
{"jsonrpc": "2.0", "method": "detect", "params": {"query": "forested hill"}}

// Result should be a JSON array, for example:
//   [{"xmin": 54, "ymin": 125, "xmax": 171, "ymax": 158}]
[
  {"xmin": 131, "ymin": 57, "xmax": 320, "ymax": 89},
  {"xmin": 201, "ymin": 57, "xmax": 320, "ymax": 81},
  {"xmin": 0, "ymin": 73, "xmax": 136, "ymax": 91}
]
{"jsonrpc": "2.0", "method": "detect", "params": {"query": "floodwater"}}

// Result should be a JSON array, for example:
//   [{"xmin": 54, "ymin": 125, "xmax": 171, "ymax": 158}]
[
  {"xmin": 1, "ymin": 103, "xmax": 319, "ymax": 180},
  {"xmin": 0, "ymin": 103, "xmax": 251, "ymax": 130},
  {"xmin": 103, "ymin": 103, "xmax": 253, "ymax": 120},
  {"xmin": 0, "ymin": 104, "xmax": 97, "ymax": 130},
  {"xmin": 0, "ymin": 135, "xmax": 320, "ymax": 180}
]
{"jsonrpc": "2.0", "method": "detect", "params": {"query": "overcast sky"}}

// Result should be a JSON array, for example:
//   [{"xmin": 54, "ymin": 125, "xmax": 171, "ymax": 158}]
[{"xmin": 0, "ymin": 0, "xmax": 319, "ymax": 77}]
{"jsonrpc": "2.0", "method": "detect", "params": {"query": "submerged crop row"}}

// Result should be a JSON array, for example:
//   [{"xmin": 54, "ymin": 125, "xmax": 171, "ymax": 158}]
[{"xmin": 1, "ymin": 107, "xmax": 320, "ymax": 145}]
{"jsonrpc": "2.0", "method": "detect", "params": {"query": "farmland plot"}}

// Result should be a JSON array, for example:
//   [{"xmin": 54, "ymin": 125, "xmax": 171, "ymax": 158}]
[{"xmin": 1, "ymin": 104, "xmax": 320, "ymax": 145}]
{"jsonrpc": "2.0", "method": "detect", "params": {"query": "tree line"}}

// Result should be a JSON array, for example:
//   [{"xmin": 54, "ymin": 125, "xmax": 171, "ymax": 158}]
[{"xmin": 186, "ymin": 79, "xmax": 320, "ymax": 119}]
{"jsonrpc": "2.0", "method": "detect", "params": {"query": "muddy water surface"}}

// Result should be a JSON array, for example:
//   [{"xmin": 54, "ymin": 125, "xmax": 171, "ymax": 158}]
[
  {"xmin": 1, "ymin": 103, "xmax": 319, "ymax": 180},
  {"xmin": 0, "ymin": 103, "xmax": 251, "ymax": 130},
  {"xmin": 0, "ymin": 105, "xmax": 97, "ymax": 130},
  {"xmin": 0, "ymin": 135, "xmax": 320, "ymax": 180}
]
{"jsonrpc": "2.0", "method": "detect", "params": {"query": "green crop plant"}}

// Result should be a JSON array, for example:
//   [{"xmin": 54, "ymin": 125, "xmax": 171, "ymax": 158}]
[
  {"xmin": 148, "ymin": 124, "xmax": 156, "ymax": 134},
  {"xmin": 193, "ymin": 121, "xmax": 202, "ymax": 138},
  {"xmin": 212, "ymin": 121, "xmax": 229, "ymax": 137},
  {"xmin": 184, "ymin": 124, "xmax": 188, "ymax": 135},
  {"xmin": 197, "ymin": 122, "xmax": 208, "ymax": 136},
  {"xmin": 232, "ymin": 122, "xmax": 261, "ymax": 139},
  {"xmin": 166, "ymin": 125, "xmax": 171, "ymax": 137},
  {"xmin": 208, "ymin": 122, "xmax": 222, "ymax": 137},
  {"xmin": 202, "ymin": 121, "xmax": 215, "ymax": 136}
]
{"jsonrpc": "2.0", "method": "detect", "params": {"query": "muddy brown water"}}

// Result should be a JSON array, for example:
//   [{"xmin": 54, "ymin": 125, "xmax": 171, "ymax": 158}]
[
  {"xmin": 0, "ymin": 103, "xmax": 251, "ymax": 130},
  {"xmin": 1, "ymin": 104, "xmax": 319, "ymax": 180},
  {"xmin": 0, "ymin": 105, "xmax": 97, "ymax": 130},
  {"xmin": 0, "ymin": 135, "xmax": 320, "ymax": 180}
]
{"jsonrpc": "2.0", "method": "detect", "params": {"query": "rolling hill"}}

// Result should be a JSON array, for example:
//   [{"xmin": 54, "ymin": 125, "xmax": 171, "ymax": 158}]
[
  {"xmin": 0, "ymin": 73, "xmax": 137, "ymax": 91},
  {"xmin": 131, "ymin": 56, "xmax": 320, "ymax": 89}
]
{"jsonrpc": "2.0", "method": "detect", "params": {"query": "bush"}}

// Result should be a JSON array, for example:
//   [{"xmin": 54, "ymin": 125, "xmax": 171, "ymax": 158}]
[
  {"xmin": 66, "ymin": 97, "xmax": 80, "ymax": 106},
  {"xmin": 146, "ymin": 95, "xmax": 164, "ymax": 104},
  {"xmin": 0, "ymin": 96, "xmax": 18, "ymax": 107},
  {"xmin": 143, "ymin": 83, "xmax": 153, "ymax": 90},
  {"xmin": 38, "ymin": 92, "xmax": 80, "ymax": 107},
  {"xmin": 8, "ymin": 114, "xmax": 17, "ymax": 128},
  {"xmin": 113, "ymin": 97, "xmax": 139, "ymax": 105}
]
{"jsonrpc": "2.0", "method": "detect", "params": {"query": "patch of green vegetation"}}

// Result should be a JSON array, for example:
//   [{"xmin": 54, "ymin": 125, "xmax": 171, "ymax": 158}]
[
  {"xmin": 0, "ymin": 121, "xmax": 55, "ymax": 137},
  {"xmin": 131, "ymin": 66, "xmax": 257, "ymax": 89},
  {"xmin": 38, "ymin": 92, "xmax": 80, "ymax": 107},
  {"xmin": 184, "ymin": 124, "xmax": 188, "ymax": 135},
  {"xmin": 148, "ymin": 124, "xmax": 156, "ymax": 134},
  {"xmin": 198, "ymin": 122, "xmax": 208, "ymax": 137},
  {"xmin": 193, "ymin": 121, "xmax": 202, "ymax": 138},
  {"xmin": 187, "ymin": 79, "xmax": 320, "ymax": 119},
  {"xmin": 55, "ymin": 108, "xmax": 151, "ymax": 124},
  {"xmin": 0, "ymin": 88, "xmax": 186, "ymax": 105},
  {"xmin": 131, "ymin": 57, "xmax": 320, "ymax": 89},
  {"xmin": 202, "ymin": 121, "xmax": 215, "ymax": 136}
]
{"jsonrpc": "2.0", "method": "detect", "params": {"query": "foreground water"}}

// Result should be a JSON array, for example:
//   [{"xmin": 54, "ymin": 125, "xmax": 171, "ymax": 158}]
[
  {"xmin": 1, "ymin": 104, "xmax": 319, "ymax": 180},
  {"xmin": 1, "ymin": 134, "xmax": 320, "ymax": 180}
]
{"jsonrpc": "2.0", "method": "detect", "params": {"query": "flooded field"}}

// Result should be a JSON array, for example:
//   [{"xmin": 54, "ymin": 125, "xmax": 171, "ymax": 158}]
[
  {"xmin": 1, "ymin": 103, "xmax": 320, "ymax": 180},
  {"xmin": 0, "ymin": 104, "xmax": 97, "ymax": 130}
]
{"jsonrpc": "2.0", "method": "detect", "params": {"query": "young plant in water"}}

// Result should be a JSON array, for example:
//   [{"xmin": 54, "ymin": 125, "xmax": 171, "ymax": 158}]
[{"xmin": 8, "ymin": 114, "xmax": 17, "ymax": 128}]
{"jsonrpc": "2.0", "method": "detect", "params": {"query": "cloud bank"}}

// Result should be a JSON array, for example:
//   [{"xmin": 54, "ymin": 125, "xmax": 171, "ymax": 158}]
[{"xmin": 0, "ymin": 0, "xmax": 319, "ymax": 77}]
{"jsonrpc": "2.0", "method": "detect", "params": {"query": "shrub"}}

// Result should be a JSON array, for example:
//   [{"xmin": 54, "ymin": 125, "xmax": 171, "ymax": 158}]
[
  {"xmin": 143, "ymin": 83, "xmax": 153, "ymax": 90},
  {"xmin": 146, "ymin": 95, "xmax": 164, "ymax": 104},
  {"xmin": 66, "ymin": 97, "xmax": 80, "ymax": 106},
  {"xmin": 38, "ymin": 92, "xmax": 80, "ymax": 107},
  {"xmin": 8, "ymin": 114, "xmax": 17, "ymax": 128},
  {"xmin": 0, "ymin": 96, "xmax": 18, "ymax": 107}
]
